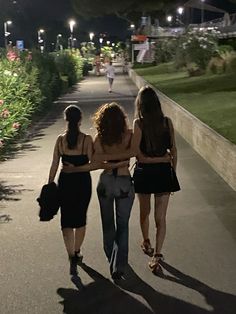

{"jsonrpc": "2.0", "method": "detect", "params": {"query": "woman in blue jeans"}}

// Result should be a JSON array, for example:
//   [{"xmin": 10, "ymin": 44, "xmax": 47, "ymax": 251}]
[{"xmin": 93, "ymin": 102, "xmax": 135, "ymax": 280}]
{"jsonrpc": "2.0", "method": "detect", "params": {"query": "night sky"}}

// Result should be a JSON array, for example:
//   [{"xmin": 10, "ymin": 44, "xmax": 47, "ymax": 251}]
[{"xmin": 0, "ymin": 0, "xmax": 235, "ymax": 49}]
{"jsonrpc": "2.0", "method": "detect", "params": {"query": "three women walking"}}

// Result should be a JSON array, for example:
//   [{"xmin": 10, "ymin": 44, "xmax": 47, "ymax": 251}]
[{"xmin": 47, "ymin": 85, "xmax": 180, "ymax": 278}]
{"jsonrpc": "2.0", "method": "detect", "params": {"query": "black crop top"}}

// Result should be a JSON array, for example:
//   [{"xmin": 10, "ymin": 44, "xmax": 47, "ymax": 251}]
[
  {"xmin": 61, "ymin": 154, "xmax": 89, "ymax": 167},
  {"xmin": 60, "ymin": 134, "xmax": 89, "ymax": 167}
]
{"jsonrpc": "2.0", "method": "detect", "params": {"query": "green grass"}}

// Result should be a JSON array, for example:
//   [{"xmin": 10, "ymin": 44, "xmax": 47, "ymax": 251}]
[{"xmin": 136, "ymin": 65, "xmax": 236, "ymax": 144}]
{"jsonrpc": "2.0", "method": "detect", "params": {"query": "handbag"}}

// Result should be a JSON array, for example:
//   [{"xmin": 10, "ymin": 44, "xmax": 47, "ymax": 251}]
[{"xmin": 37, "ymin": 182, "xmax": 60, "ymax": 221}]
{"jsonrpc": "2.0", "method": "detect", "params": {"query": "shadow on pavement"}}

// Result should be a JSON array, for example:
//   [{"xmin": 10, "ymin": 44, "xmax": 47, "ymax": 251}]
[
  {"xmin": 0, "ymin": 214, "xmax": 12, "ymax": 223},
  {"xmin": 0, "ymin": 181, "xmax": 33, "ymax": 201},
  {"xmin": 157, "ymin": 261, "xmax": 236, "ymax": 314},
  {"xmin": 57, "ymin": 263, "xmax": 212, "ymax": 314},
  {"xmin": 0, "ymin": 104, "xmax": 64, "ymax": 162}
]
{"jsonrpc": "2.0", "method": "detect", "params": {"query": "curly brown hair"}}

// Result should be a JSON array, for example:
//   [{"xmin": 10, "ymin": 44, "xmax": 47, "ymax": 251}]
[{"xmin": 93, "ymin": 102, "xmax": 128, "ymax": 146}]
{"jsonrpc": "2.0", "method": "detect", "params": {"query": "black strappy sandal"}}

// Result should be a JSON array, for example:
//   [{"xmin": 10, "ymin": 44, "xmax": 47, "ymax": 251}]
[
  {"xmin": 148, "ymin": 254, "xmax": 164, "ymax": 275},
  {"xmin": 141, "ymin": 239, "xmax": 154, "ymax": 257}
]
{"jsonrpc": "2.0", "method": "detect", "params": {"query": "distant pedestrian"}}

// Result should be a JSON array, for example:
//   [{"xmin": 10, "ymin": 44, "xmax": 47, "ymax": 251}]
[
  {"xmin": 93, "ymin": 102, "xmax": 134, "ymax": 280},
  {"xmin": 94, "ymin": 54, "xmax": 102, "ymax": 76},
  {"xmin": 133, "ymin": 86, "xmax": 180, "ymax": 274},
  {"xmin": 48, "ymin": 105, "xmax": 92, "ymax": 276},
  {"xmin": 104, "ymin": 61, "xmax": 115, "ymax": 93}
]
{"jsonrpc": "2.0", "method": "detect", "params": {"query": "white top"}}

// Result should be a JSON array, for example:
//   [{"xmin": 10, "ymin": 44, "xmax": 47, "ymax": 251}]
[{"xmin": 105, "ymin": 64, "xmax": 115, "ymax": 79}]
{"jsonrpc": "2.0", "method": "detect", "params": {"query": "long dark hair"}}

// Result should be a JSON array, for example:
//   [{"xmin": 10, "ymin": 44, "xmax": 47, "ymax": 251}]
[
  {"xmin": 135, "ymin": 86, "xmax": 170, "ymax": 155},
  {"xmin": 93, "ymin": 102, "xmax": 128, "ymax": 146},
  {"xmin": 64, "ymin": 105, "xmax": 82, "ymax": 149}
]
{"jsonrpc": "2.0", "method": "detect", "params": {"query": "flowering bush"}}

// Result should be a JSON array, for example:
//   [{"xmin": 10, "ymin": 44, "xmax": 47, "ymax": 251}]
[
  {"xmin": 154, "ymin": 38, "xmax": 178, "ymax": 64},
  {"xmin": 0, "ymin": 49, "xmax": 84, "ymax": 154},
  {"xmin": 179, "ymin": 28, "xmax": 219, "ymax": 70},
  {"xmin": 0, "ymin": 54, "xmax": 43, "ymax": 150}
]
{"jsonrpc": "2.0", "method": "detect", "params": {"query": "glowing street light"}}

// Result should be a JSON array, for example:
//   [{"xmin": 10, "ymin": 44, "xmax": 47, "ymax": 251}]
[
  {"xmin": 38, "ymin": 29, "xmax": 45, "ymax": 52},
  {"xmin": 167, "ymin": 15, "xmax": 173, "ymax": 23},
  {"xmin": 177, "ymin": 7, "xmax": 184, "ymax": 25},
  {"xmin": 177, "ymin": 7, "xmax": 184, "ymax": 15},
  {"xmin": 68, "ymin": 19, "xmax": 76, "ymax": 49},
  {"xmin": 130, "ymin": 24, "xmax": 135, "ymax": 29},
  {"xmin": 4, "ymin": 20, "xmax": 12, "ymax": 48},
  {"xmin": 99, "ymin": 37, "xmax": 103, "ymax": 47},
  {"xmin": 106, "ymin": 40, "xmax": 110, "ymax": 45},
  {"xmin": 56, "ymin": 33, "xmax": 62, "ymax": 50},
  {"xmin": 89, "ymin": 32, "xmax": 94, "ymax": 41}
]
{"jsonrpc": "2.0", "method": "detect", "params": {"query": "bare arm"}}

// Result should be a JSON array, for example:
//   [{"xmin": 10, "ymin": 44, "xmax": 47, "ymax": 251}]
[
  {"xmin": 93, "ymin": 119, "xmax": 170, "ymax": 163},
  {"xmin": 48, "ymin": 136, "xmax": 61, "ymax": 183},
  {"xmin": 62, "ymin": 135, "xmax": 128, "ymax": 173},
  {"xmin": 168, "ymin": 118, "xmax": 177, "ymax": 171}
]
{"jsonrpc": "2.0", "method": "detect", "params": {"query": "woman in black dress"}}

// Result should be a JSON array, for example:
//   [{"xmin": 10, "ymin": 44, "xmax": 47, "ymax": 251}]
[
  {"xmin": 133, "ymin": 86, "xmax": 180, "ymax": 274},
  {"xmin": 48, "ymin": 105, "xmax": 92, "ymax": 275}
]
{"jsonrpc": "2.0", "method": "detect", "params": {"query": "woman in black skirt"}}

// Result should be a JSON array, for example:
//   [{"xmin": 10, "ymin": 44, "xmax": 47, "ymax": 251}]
[
  {"xmin": 133, "ymin": 86, "xmax": 180, "ymax": 274},
  {"xmin": 48, "ymin": 105, "xmax": 93, "ymax": 275}
]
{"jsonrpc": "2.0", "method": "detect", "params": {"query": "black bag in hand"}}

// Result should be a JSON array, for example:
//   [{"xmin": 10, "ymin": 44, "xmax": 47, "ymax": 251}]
[{"xmin": 37, "ymin": 182, "xmax": 60, "ymax": 221}]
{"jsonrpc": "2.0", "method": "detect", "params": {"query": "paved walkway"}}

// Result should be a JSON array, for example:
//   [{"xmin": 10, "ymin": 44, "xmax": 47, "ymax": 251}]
[{"xmin": 0, "ymin": 65, "xmax": 236, "ymax": 314}]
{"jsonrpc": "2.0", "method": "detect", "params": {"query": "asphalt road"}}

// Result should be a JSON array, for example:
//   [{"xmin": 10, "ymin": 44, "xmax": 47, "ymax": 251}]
[{"xmin": 0, "ymin": 65, "xmax": 236, "ymax": 314}]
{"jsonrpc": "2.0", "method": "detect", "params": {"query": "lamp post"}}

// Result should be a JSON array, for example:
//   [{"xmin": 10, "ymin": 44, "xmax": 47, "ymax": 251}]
[
  {"xmin": 177, "ymin": 7, "xmax": 184, "ymax": 25},
  {"xmin": 68, "ymin": 19, "xmax": 76, "ymax": 49},
  {"xmin": 56, "ymin": 34, "xmax": 62, "ymax": 50},
  {"xmin": 4, "ymin": 20, "xmax": 12, "ymax": 48},
  {"xmin": 106, "ymin": 40, "xmax": 110, "ymax": 46},
  {"xmin": 167, "ymin": 15, "xmax": 173, "ymax": 25},
  {"xmin": 89, "ymin": 32, "xmax": 94, "ymax": 42},
  {"xmin": 99, "ymin": 37, "xmax": 103, "ymax": 48},
  {"xmin": 38, "ymin": 29, "xmax": 45, "ymax": 52},
  {"xmin": 201, "ymin": 0, "xmax": 205, "ymax": 24}
]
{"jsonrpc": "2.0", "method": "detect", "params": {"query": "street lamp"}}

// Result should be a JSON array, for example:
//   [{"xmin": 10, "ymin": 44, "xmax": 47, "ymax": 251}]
[
  {"xmin": 38, "ymin": 29, "xmax": 45, "ymax": 52},
  {"xmin": 68, "ymin": 19, "xmax": 76, "ymax": 49},
  {"xmin": 4, "ymin": 20, "xmax": 12, "ymax": 48},
  {"xmin": 177, "ymin": 7, "xmax": 184, "ymax": 25},
  {"xmin": 167, "ymin": 15, "xmax": 173, "ymax": 24},
  {"xmin": 56, "ymin": 34, "xmax": 62, "ymax": 50},
  {"xmin": 73, "ymin": 38, "xmax": 77, "ymax": 49},
  {"xmin": 89, "ymin": 32, "xmax": 94, "ymax": 42},
  {"xmin": 201, "ymin": 0, "xmax": 205, "ymax": 24},
  {"xmin": 99, "ymin": 37, "xmax": 103, "ymax": 48},
  {"xmin": 106, "ymin": 40, "xmax": 110, "ymax": 45}
]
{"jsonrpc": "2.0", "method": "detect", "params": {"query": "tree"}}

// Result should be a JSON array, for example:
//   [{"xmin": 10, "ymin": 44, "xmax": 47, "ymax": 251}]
[{"xmin": 72, "ymin": 0, "xmax": 180, "ymax": 22}]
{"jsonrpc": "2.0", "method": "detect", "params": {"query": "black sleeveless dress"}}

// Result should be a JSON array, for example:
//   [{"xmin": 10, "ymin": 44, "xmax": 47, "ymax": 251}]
[
  {"xmin": 58, "ymin": 137, "xmax": 92, "ymax": 229},
  {"xmin": 133, "ymin": 118, "xmax": 180, "ymax": 194}
]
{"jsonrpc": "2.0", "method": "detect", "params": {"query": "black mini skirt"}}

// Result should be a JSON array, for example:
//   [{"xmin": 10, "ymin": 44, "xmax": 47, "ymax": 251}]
[{"xmin": 133, "ymin": 162, "xmax": 180, "ymax": 194}]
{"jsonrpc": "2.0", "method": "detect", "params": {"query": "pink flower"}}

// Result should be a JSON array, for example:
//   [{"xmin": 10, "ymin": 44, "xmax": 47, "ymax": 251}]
[
  {"xmin": 0, "ymin": 109, "xmax": 10, "ymax": 118},
  {"xmin": 12, "ymin": 122, "xmax": 20, "ymax": 129},
  {"xmin": 0, "ymin": 99, "xmax": 4, "ymax": 106},
  {"xmin": 7, "ymin": 50, "xmax": 19, "ymax": 62},
  {"xmin": 0, "ymin": 139, "xmax": 4, "ymax": 148}
]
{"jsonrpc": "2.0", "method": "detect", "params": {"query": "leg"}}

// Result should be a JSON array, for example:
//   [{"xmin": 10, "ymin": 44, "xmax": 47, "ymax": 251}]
[
  {"xmin": 114, "ymin": 180, "xmax": 134, "ymax": 274},
  {"xmin": 98, "ymin": 195, "xmax": 116, "ymax": 261},
  {"xmin": 154, "ymin": 194, "xmax": 170, "ymax": 255},
  {"xmin": 62, "ymin": 228, "xmax": 75, "ymax": 257},
  {"xmin": 62, "ymin": 228, "xmax": 77, "ymax": 275},
  {"xmin": 138, "ymin": 194, "xmax": 151, "ymax": 241}
]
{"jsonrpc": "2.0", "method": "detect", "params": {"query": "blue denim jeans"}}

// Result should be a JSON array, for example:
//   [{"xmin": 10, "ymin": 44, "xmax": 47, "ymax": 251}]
[{"xmin": 97, "ymin": 172, "xmax": 135, "ymax": 274}]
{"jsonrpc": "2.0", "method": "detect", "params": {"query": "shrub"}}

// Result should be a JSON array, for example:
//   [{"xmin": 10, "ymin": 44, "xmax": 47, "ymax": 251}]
[
  {"xmin": 154, "ymin": 38, "xmax": 178, "ymax": 64},
  {"xmin": 0, "ymin": 54, "xmax": 43, "ymax": 150},
  {"xmin": 179, "ymin": 28, "xmax": 219, "ymax": 70}
]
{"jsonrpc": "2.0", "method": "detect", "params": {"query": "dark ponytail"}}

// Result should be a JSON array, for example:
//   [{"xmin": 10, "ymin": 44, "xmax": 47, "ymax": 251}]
[{"xmin": 64, "ymin": 105, "xmax": 82, "ymax": 149}]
